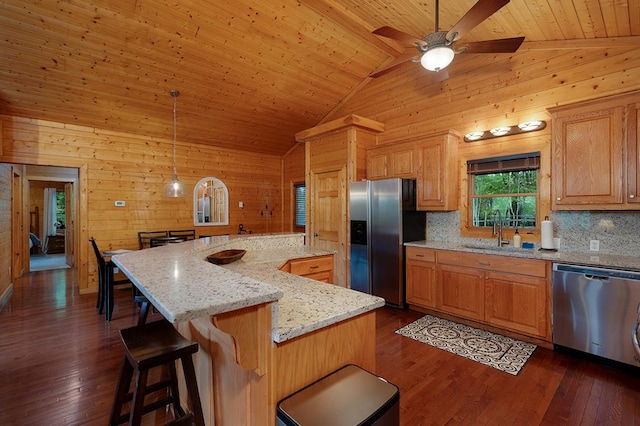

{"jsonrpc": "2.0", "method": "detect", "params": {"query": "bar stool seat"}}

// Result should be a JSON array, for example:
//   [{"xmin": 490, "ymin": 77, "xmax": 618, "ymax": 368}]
[{"xmin": 109, "ymin": 320, "xmax": 205, "ymax": 426}]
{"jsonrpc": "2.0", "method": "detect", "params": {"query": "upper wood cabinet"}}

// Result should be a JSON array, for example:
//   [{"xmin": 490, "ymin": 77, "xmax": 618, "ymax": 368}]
[
  {"xmin": 416, "ymin": 130, "xmax": 460, "ymax": 211},
  {"xmin": 549, "ymin": 90, "xmax": 640, "ymax": 210},
  {"xmin": 366, "ymin": 130, "xmax": 460, "ymax": 211},
  {"xmin": 366, "ymin": 141, "xmax": 417, "ymax": 180}
]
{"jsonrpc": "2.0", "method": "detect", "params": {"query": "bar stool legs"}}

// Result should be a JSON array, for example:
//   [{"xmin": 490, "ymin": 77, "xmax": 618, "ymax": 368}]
[{"xmin": 109, "ymin": 320, "xmax": 205, "ymax": 426}]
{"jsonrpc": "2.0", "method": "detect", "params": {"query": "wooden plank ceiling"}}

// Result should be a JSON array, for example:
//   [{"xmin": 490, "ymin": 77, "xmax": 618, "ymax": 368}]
[{"xmin": 1, "ymin": 0, "xmax": 638, "ymax": 156}]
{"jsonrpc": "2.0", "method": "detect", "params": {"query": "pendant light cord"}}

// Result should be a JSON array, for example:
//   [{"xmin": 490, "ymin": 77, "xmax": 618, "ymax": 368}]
[{"xmin": 171, "ymin": 90, "xmax": 179, "ymax": 179}]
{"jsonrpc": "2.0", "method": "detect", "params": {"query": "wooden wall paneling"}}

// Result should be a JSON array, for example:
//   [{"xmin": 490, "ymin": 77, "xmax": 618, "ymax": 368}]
[
  {"xmin": 0, "ymin": 164, "xmax": 12, "ymax": 305},
  {"xmin": 332, "ymin": 48, "xmax": 640, "ymax": 148},
  {"xmin": 282, "ymin": 143, "xmax": 306, "ymax": 232},
  {"xmin": 0, "ymin": 115, "xmax": 284, "ymax": 294}
]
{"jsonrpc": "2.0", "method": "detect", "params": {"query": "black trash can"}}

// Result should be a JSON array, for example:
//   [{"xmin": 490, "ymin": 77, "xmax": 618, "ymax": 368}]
[{"xmin": 276, "ymin": 364, "xmax": 399, "ymax": 426}]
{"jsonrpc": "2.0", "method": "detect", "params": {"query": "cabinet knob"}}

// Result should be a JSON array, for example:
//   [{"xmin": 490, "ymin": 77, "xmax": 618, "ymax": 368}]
[
  {"xmin": 630, "ymin": 194, "xmax": 636, "ymax": 199},
  {"xmin": 556, "ymin": 197, "xmax": 561, "ymax": 201}
]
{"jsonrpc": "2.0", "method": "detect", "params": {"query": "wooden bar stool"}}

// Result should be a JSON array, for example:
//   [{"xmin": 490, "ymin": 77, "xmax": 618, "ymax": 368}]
[{"xmin": 109, "ymin": 320, "xmax": 205, "ymax": 426}]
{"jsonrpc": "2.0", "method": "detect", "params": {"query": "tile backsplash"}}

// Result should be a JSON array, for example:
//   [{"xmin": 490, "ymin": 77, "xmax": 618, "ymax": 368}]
[{"xmin": 426, "ymin": 210, "xmax": 640, "ymax": 256}]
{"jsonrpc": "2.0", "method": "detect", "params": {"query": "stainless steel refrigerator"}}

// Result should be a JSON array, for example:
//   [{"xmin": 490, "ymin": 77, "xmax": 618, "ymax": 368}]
[{"xmin": 349, "ymin": 178, "xmax": 426, "ymax": 307}]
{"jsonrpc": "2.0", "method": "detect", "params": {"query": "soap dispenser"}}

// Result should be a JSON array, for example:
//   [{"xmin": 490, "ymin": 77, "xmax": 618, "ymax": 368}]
[{"xmin": 513, "ymin": 229, "xmax": 521, "ymax": 248}]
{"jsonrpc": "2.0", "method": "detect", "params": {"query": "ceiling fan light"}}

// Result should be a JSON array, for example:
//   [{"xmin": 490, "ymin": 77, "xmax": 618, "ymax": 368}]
[
  {"xmin": 420, "ymin": 46, "xmax": 454, "ymax": 72},
  {"xmin": 490, "ymin": 126, "xmax": 511, "ymax": 136}
]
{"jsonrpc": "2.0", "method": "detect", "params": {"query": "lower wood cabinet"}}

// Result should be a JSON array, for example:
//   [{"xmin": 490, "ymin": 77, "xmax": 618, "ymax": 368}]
[
  {"xmin": 406, "ymin": 247, "xmax": 551, "ymax": 342},
  {"xmin": 405, "ymin": 247, "xmax": 437, "ymax": 308},
  {"xmin": 280, "ymin": 254, "xmax": 334, "ymax": 284},
  {"xmin": 437, "ymin": 264, "xmax": 485, "ymax": 321},
  {"xmin": 485, "ymin": 270, "xmax": 548, "ymax": 338}
]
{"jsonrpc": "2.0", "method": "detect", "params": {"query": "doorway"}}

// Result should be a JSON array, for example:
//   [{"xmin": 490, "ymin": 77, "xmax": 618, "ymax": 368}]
[{"xmin": 24, "ymin": 166, "xmax": 78, "ymax": 273}]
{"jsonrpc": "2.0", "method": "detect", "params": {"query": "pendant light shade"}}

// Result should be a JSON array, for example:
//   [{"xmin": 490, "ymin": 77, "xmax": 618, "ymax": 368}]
[{"xmin": 163, "ymin": 89, "xmax": 186, "ymax": 197}]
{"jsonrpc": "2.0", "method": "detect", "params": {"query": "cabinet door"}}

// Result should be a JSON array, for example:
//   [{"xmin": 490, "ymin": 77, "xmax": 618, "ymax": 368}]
[
  {"xmin": 552, "ymin": 105, "xmax": 624, "ymax": 207},
  {"xmin": 437, "ymin": 264, "xmax": 484, "ymax": 321},
  {"xmin": 389, "ymin": 147, "xmax": 415, "ymax": 178},
  {"xmin": 485, "ymin": 271, "xmax": 549, "ymax": 340},
  {"xmin": 367, "ymin": 150, "xmax": 388, "ymax": 180},
  {"xmin": 366, "ymin": 143, "xmax": 416, "ymax": 180},
  {"xmin": 406, "ymin": 258, "xmax": 436, "ymax": 308},
  {"xmin": 417, "ymin": 131, "xmax": 459, "ymax": 211}
]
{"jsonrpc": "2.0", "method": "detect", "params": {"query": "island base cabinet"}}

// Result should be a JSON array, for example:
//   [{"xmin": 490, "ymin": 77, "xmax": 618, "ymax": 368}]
[
  {"xmin": 178, "ymin": 303, "xmax": 377, "ymax": 425},
  {"xmin": 485, "ymin": 272, "xmax": 549, "ymax": 340},
  {"xmin": 436, "ymin": 264, "xmax": 485, "ymax": 321}
]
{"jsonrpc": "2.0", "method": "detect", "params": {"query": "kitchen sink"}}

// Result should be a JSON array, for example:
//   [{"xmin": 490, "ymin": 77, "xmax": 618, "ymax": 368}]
[{"xmin": 462, "ymin": 244, "xmax": 531, "ymax": 253}]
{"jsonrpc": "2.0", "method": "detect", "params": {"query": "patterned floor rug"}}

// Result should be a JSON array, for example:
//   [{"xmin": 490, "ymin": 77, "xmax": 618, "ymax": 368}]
[{"xmin": 395, "ymin": 314, "xmax": 536, "ymax": 375}]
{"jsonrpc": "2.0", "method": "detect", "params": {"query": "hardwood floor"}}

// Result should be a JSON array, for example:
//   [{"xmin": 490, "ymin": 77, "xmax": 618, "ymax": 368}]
[{"xmin": 1, "ymin": 268, "xmax": 639, "ymax": 425}]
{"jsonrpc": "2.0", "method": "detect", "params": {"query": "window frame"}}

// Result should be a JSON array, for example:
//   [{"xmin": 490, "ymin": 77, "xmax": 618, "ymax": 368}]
[
  {"xmin": 469, "ymin": 170, "xmax": 540, "ymax": 230},
  {"xmin": 459, "ymin": 141, "xmax": 551, "ymax": 242},
  {"xmin": 293, "ymin": 181, "xmax": 306, "ymax": 231}
]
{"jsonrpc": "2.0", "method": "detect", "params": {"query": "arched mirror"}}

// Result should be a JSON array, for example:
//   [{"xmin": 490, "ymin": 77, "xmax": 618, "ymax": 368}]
[{"xmin": 194, "ymin": 177, "xmax": 229, "ymax": 226}]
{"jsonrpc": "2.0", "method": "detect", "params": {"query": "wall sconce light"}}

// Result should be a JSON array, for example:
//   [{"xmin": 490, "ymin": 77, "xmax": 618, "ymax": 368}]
[{"xmin": 464, "ymin": 120, "xmax": 546, "ymax": 142}]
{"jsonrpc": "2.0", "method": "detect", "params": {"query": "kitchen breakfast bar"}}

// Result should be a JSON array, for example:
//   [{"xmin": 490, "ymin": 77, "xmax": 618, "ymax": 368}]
[{"xmin": 111, "ymin": 233, "xmax": 385, "ymax": 425}]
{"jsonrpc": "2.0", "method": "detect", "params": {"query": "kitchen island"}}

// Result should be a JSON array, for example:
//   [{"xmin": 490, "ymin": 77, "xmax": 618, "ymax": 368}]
[{"xmin": 111, "ymin": 233, "xmax": 384, "ymax": 425}]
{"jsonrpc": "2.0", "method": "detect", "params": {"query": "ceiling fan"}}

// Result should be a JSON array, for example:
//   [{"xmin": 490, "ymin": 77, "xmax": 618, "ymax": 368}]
[{"xmin": 369, "ymin": 0, "xmax": 525, "ymax": 78}]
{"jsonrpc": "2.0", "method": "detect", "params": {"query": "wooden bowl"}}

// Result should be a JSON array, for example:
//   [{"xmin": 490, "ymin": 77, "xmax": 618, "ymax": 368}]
[{"xmin": 206, "ymin": 249, "xmax": 247, "ymax": 265}]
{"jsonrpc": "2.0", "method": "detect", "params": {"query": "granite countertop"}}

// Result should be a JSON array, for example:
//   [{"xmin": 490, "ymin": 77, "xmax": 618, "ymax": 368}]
[
  {"xmin": 405, "ymin": 240, "xmax": 640, "ymax": 271},
  {"xmin": 111, "ymin": 233, "xmax": 384, "ymax": 343}
]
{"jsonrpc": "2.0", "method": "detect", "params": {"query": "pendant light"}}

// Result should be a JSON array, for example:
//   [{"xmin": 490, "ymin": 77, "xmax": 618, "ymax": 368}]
[{"xmin": 163, "ymin": 89, "xmax": 186, "ymax": 197}]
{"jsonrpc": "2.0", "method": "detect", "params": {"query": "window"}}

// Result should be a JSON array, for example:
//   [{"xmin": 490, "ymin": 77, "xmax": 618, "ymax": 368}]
[
  {"xmin": 467, "ymin": 153, "xmax": 540, "ymax": 230},
  {"xmin": 55, "ymin": 191, "xmax": 66, "ymax": 228},
  {"xmin": 294, "ymin": 183, "xmax": 306, "ymax": 228}
]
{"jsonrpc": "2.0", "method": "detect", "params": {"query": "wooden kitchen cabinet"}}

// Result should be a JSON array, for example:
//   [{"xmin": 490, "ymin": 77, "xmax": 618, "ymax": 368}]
[
  {"xmin": 411, "ymin": 249, "xmax": 552, "ymax": 341},
  {"xmin": 280, "ymin": 254, "xmax": 335, "ymax": 284},
  {"xmin": 416, "ymin": 130, "xmax": 460, "ymax": 211},
  {"xmin": 437, "ymin": 263, "xmax": 485, "ymax": 321},
  {"xmin": 549, "ymin": 90, "xmax": 640, "ymax": 210},
  {"xmin": 485, "ymin": 270, "xmax": 549, "ymax": 340},
  {"xmin": 405, "ymin": 247, "xmax": 437, "ymax": 308},
  {"xmin": 366, "ymin": 141, "xmax": 417, "ymax": 180}
]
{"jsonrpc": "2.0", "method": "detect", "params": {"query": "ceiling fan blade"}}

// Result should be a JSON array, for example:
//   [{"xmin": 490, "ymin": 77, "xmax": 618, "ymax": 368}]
[
  {"xmin": 457, "ymin": 36, "xmax": 525, "ymax": 53},
  {"xmin": 373, "ymin": 26, "xmax": 426, "ymax": 47},
  {"xmin": 446, "ymin": 0, "xmax": 510, "ymax": 42},
  {"xmin": 369, "ymin": 50, "xmax": 420, "ymax": 78}
]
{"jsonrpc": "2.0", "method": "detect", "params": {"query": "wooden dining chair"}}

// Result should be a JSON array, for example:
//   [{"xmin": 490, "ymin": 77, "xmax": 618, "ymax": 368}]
[
  {"xmin": 168, "ymin": 229, "xmax": 196, "ymax": 240},
  {"xmin": 90, "ymin": 237, "xmax": 134, "ymax": 321},
  {"xmin": 137, "ymin": 231, "xmax": 168, "ymax": 250}
]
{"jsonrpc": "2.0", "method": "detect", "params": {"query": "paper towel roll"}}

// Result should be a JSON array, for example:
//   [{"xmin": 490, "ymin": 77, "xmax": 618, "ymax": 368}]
[{"xmin": 541, "ymin": 218, "xmax": 554, "ymax": 249}]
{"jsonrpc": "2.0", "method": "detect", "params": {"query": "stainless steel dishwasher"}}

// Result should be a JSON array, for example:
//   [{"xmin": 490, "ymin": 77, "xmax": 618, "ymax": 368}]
[{"xmin": 552, "ymin": 263, "xmax": 640, "ymax": 367}]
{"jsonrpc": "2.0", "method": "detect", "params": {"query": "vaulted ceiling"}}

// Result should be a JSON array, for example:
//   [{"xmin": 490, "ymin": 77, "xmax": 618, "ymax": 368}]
[{"xmin": 1, "ymin": 0, "xmax": 639, "ymax": 155}]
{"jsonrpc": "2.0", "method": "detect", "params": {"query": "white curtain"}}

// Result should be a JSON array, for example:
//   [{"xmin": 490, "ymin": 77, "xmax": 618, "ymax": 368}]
[{"xmin": 42, "ymin": 188, "xmax": 57, "ymax": 253}]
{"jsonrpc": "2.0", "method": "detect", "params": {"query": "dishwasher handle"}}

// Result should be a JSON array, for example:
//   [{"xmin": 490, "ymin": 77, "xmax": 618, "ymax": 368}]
[{"xmin": 584, "ymin": 274, "xmax": 610, "ymax": 281}]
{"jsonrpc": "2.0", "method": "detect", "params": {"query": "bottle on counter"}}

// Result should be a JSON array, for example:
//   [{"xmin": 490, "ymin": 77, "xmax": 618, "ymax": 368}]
[{"xmin": 513, "ymin": 229, "xmax": 521, "ymax": 248}]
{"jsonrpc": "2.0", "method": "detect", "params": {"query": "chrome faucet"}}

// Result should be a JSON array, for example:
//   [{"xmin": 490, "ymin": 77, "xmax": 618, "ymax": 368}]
[{"xmin": 492, "ymin": 209, "xmax": 508, "ymax": 247}]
